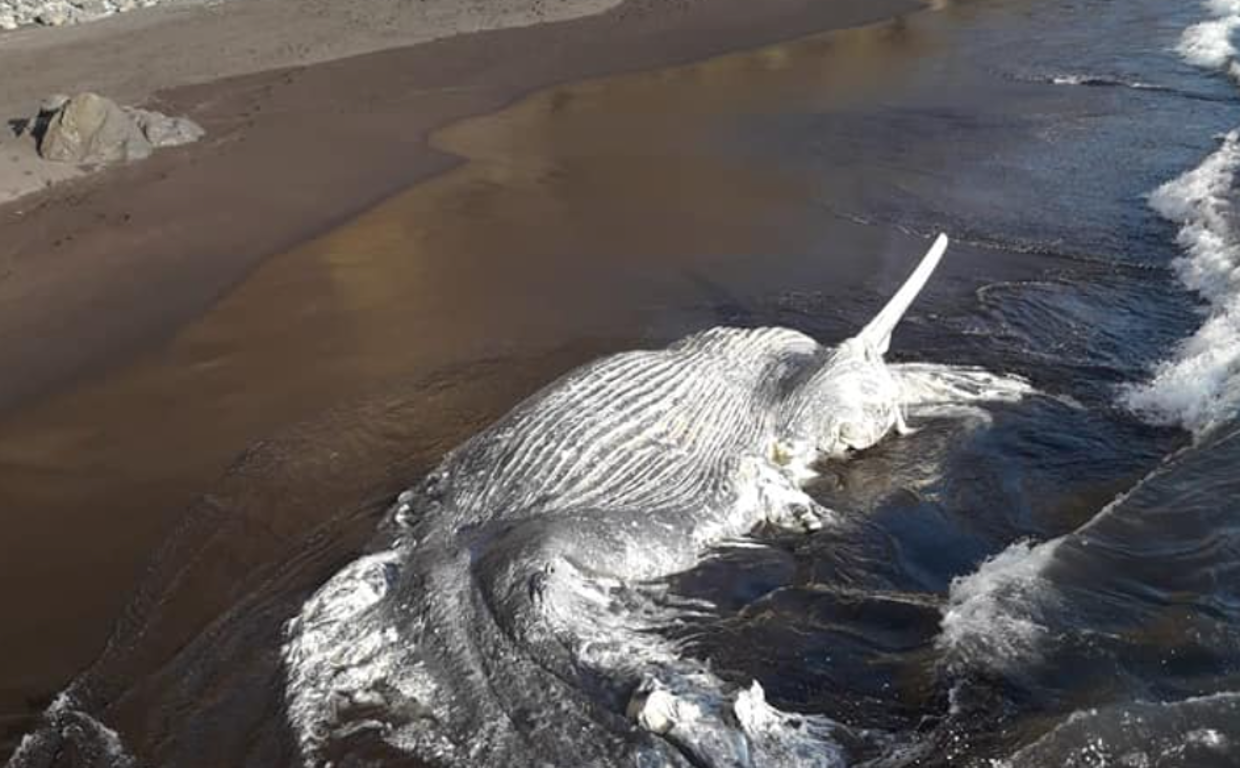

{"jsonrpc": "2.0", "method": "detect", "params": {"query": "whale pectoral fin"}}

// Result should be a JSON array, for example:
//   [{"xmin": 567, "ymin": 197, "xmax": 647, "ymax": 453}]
[{"xmin": 856, "ymin": 233, "xmax": 949, "ymax": 355}]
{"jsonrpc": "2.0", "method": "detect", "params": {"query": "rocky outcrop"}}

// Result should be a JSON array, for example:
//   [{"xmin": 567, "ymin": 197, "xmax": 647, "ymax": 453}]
[
  {"xmin": 39, "ymin": 92, "xmax": 151, "ymax": 164},
  {"xmin": 35, "ymin": 92, "xmax": 203, "ymax": 165},
  {"xmin": 0, "ymin": 0, "xmax": 166, "ymax": 31}
]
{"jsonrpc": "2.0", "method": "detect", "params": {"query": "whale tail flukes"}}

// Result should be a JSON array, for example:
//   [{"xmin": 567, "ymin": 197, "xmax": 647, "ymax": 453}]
[{"xmin": 857, "ymin": 233, "xmax": 949, "ymax": 355}]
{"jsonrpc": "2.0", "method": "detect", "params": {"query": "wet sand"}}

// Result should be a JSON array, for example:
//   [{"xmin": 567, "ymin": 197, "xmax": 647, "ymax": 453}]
[
  {"xmin": 0, "ymin": 0, "xmax": 926, "ymax": 757},
  {"xmin": 0, "ymin": 0, "xmax": 916, "ymax": 414}
]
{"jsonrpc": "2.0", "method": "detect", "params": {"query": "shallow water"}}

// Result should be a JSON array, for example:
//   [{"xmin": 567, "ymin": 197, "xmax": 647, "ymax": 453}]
[{"xmin": 6, "ymin": 0, "xmax": 1240, "ymax": 765}]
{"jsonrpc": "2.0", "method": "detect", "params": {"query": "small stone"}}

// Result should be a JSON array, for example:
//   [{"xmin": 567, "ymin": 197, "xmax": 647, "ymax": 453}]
[
  {"xmin": 627, "ymin": 682, "xmax": 701, "ymax": 736},
  {"xmin": 0, "ymin": 12, "xmax": 18, "ymax": 30},
  {"xmin": 35, "ymin": 1, "xmax": 75, "ymax": 25},
  {"xmin": 126, "ymin": 107, "xmax": 205, "ymax": 147},
  {"xmin": 628, "ymin": 687, "xmax": 677, "ymax": 735}
]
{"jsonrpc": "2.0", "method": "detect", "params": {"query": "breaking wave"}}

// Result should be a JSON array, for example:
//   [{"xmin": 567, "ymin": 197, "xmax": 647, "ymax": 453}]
[
  {"xmin": 936, "ymin": 539, "xmax": 1061, "ymax": 676},
  {"xmin": 934, "ymin": 471, "xmax": 1141, "ymax": 679},
  {"xmin": 1123, "ymin": 129, "xmax": 1240, "ymax": 433},
  {"xmin": 1178, "ymin": 0, "xmax": 1240, "ymax": 75},
  {"xmin": 938, "ymin": 0, "xmax": 1240, "ymax": 691},
  {"xmin": 1122, "ymin": 0, "xmax": 1240, "ymax": 435}
]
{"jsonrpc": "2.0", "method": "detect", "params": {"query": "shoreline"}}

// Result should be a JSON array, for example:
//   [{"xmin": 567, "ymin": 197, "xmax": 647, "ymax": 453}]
[
  {"xmin": 0, "ymin": 0, "xmax": 919, "ymax": 415},
  {"xmin": 0, "ymin": 0, "xmax": 923, "ymax": 757}
]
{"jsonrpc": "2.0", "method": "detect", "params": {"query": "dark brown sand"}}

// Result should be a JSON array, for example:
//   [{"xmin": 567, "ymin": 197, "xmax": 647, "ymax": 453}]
[{"xmin": 0, "ymin": 0, "xmax": 924, "ymax": 758}]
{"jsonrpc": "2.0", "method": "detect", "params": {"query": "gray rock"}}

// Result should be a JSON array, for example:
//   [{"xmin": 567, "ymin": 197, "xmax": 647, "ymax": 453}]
[
  {"xmin": 35, "ymin": 0, "xmax": 75, "ymax": 25},
  {"xmin": 0, "ymin": 0, "xmax": 192, "ymax": 30},
  {"xmin": 125, "ymin": 107, "xmax": 205, "ymax": 147},
  {"xmin": 39, "ymin": 92, "xmax": 152, "ymax": 165},
  {"xmin": 40, "ymin": 93, "xmax": 70, "ymax": 115},
  {"xmin": 72, "ymin": 0, "xmax": 111, "ymax": 20}
]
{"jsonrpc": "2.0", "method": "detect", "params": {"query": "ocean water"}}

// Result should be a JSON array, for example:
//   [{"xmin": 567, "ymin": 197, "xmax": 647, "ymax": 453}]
[
  {"xmin": 670, "ymin": 1, "xmax": 1240, "ymax": 764},
  {"xmin": 9, "ymin": 0, "xmax": 1240, "ymax": 765}
]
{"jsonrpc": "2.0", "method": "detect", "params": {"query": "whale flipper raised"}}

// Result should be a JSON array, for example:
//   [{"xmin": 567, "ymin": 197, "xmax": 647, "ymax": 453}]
[{"xmin": 858, "ymin": 232, "xmax": 949, "ymax": 355}]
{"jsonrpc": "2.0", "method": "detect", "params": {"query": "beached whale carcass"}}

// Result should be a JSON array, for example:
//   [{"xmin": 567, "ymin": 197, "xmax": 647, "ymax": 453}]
[{"xmin": 283, "ymin": 233, "xmax": 1025, "ymax": 767}]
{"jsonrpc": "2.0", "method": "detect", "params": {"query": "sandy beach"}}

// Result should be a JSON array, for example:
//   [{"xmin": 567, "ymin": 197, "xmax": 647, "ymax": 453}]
[
  {"xmin": 8, "ymin": 0, "xmax": 1240, "ymax": 765},
  {"xmin": 0, "ymin": 0, "xmax": 921, "ymax": 761}
]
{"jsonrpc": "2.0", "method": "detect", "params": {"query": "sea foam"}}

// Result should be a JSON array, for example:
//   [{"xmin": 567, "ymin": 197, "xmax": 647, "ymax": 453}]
[
  {"xmin": 936, "ymin": 539, "xmax": 1061, "ymax": 675},
  {"xmin": 1178, "ymin": 16, "xmax": 1240, "ymax": 70},
  {"xmin": 1122, "ymin": 0, "xmax": 1240, "ymax": 435},
  {"xmin": 6, "ymin": 693, "xmax": 136, "ymax": 768}
]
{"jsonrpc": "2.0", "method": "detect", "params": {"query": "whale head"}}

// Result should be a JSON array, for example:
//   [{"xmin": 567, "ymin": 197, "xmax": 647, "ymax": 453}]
[{"xmin": 785, "ymin": 234, "xmax": 948, "ymax": 461}]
